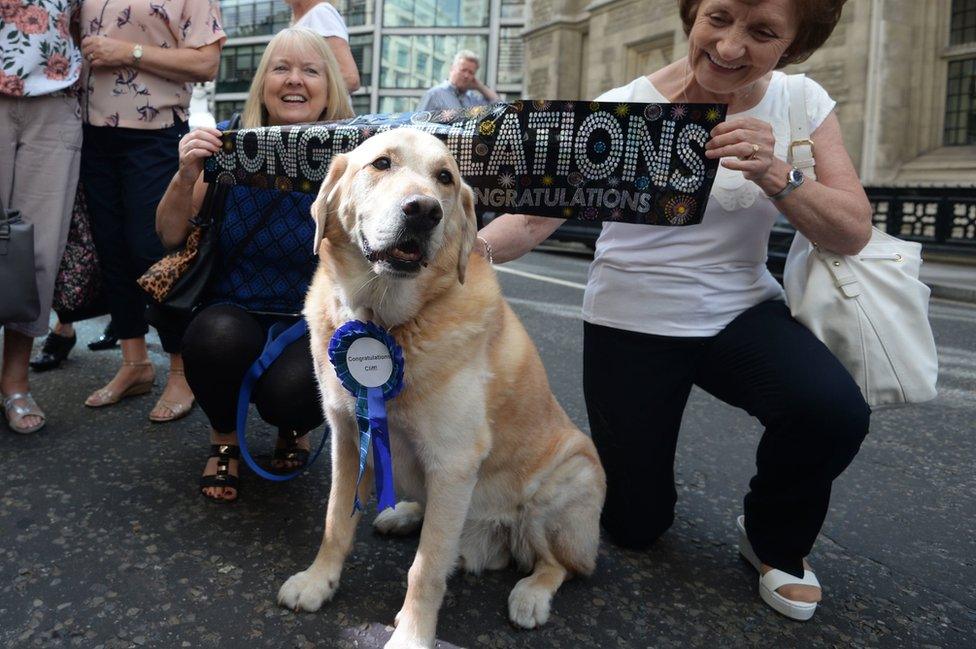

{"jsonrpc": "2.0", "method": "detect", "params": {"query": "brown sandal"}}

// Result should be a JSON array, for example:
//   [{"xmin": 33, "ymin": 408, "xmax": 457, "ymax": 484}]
[{"xmin": 84, "ymin": 360, "xmax": 155, "ymax": 408}]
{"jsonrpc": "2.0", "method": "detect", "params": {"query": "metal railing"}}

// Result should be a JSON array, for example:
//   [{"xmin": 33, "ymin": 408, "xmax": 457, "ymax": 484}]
[{"xmin": 865, "ymin": 186, "xmax": 976, "ymax": 253}]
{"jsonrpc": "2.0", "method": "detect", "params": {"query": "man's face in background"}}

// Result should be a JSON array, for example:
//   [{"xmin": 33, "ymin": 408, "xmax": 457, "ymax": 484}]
[{"xmin": 449, "ymin": 58, "xmax": 479, "ymax": 91}]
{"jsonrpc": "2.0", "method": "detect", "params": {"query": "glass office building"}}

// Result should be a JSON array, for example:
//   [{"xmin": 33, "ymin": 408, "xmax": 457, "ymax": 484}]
[{"xmin": 214, "ymin": 0, "xmax": 525, "ymax": 120}]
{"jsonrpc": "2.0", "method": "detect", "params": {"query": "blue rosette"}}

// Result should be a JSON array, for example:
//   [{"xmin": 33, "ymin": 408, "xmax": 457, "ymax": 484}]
[{"xmin": 329, "ymin": 320, "xmax": 405, "ymax": 513}]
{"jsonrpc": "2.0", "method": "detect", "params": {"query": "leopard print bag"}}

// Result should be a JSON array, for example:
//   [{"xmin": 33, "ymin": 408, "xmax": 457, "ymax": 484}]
[{"xmin": 137, "ymin": 226, "xmax": 203, "ymax": 302}]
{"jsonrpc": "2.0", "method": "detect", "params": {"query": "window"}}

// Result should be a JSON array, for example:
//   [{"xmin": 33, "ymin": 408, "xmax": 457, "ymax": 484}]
[
  {"xmin": 352, "ymin": 94, "xmax": 371, "ymax": 115},
  {"xmin": 383, "ymin": 0, "xmax": 489, "ymax": 28},
  {"xmin": 500, "ymin": 0, "xmax": 524, "ymax": 21},
  {"xmin": 215, "ymin": 100, "xmax": 246, "ymax": 124},
  {"xmin": 497, "ymin": 27, "xmax": 523, "ymax": 86},
  {"xmin": 944, "ymin": 58, "xmax": 976, "ymax": 145},
  {"xmin": 379, "ymin": 35, "xmax": 488, "ymax": 89},
  {"xmin": 379, "ymin": 95, "xmax": 424, "ymax": 114},
  {"xmin": 349, "ymin": 33, "xmax": 373, "ymax": 87},
  {"xmin": 951, "ymin": 0, "xmax": 976, "ymax": 45},
  {"xmin": 217, "ymin": 45, "xmax": 263, "ymax": 94},
  {"xmin": 944, "ymin": 2, "xmax": 976, "ymax": 145},
  {"xmin": 219, "ymin": 0, "xmax": 291, "ymax": 39},
  {"xmin": 333, "ymin": 0, "xmax": 373, "ymax": 27}
]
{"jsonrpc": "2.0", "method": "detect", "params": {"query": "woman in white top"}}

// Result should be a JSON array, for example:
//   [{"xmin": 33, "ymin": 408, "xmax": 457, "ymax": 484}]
[
  {"xmin": 287, "ymin": 0, "xmax": 360, "ymax": 92},
  {"xmin": 477, "ymin": 0, "xmax": 872, "ymax": 621}
]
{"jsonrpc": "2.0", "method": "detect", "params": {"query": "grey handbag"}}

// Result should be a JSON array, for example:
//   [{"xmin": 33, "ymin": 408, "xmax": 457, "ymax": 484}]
[{"xmin": 0, "ymin": 194, "xmax": 40, "ymax": 324}]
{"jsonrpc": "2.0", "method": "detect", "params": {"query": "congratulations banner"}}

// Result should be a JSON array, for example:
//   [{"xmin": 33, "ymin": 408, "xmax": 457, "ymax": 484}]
[{"xmin": 203, "ymin": 100, "xmax": 727, "ymax": 225}]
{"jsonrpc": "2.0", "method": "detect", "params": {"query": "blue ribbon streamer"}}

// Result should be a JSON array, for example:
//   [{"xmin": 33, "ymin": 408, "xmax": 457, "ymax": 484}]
[
  {"xmin": 235, "ymin": 318, "xmax": 328, "ymax": 481},
  {"xmin": 328, "ymin": 320, "xmax": 404, "ymax": 514}
]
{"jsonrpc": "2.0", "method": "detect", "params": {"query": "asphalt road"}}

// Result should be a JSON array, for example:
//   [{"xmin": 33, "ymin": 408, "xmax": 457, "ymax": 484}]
[{"xmin": 2, "ymin": 248, "xmax": 974, "ymax": 648}]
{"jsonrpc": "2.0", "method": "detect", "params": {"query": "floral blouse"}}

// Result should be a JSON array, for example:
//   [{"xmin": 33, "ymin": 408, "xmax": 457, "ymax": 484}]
[
  {"xmin": 80, "ymin": 0, "xmax": 224, "ymax": 129},
  {"xmin": 0, "ymin": 0, "xmax": 83, "ymax": 97}
]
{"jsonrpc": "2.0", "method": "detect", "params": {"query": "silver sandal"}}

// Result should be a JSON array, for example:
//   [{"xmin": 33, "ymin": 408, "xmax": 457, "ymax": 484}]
[{"xmin": 2, "ymin": 392, "xmax": 46, "ymax": 434}]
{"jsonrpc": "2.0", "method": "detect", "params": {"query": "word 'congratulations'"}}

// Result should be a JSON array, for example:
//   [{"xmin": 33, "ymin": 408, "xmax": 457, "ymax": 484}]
[{"xmin": 204, "ymin": 100, "xmax": 726, "ymax": 225}]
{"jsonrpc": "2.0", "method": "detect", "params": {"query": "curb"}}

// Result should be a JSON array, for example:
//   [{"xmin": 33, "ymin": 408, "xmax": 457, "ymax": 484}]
[{"xmin": 929, "ymin": 284, "xmax": 976, "ymax": 304}]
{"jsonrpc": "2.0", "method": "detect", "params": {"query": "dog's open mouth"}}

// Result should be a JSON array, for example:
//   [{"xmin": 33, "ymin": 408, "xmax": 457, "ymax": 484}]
[{"xmin": 361, "ymin": 233, "xmax": 427, "ymax": 273}]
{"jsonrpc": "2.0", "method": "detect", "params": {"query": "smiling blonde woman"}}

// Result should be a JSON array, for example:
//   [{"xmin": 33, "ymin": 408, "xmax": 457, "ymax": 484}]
[{"xmin": 155, "ymin": 27, "xmax": 353, "ymax": 503}]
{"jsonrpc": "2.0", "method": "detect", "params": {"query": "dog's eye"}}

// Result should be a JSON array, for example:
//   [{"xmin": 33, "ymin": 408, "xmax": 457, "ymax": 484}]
[
  {"xmin": 371, "ymin": 156, "xmax": 391, "ymax": 171},
  {"xmin": 437, "ymin": 170, "xmax": 454, "ymax": 185}
]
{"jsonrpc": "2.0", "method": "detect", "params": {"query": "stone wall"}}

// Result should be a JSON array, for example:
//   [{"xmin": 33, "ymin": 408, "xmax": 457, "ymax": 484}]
[{"xmin": 523, "ymin": 0, "xmax": 976, "ymax": 186}]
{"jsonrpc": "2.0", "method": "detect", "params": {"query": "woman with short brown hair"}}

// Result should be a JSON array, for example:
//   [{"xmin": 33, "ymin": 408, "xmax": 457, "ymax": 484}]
[{"xmin": 477, "ymin": 0, "xmax": 871, "ymax": 620}]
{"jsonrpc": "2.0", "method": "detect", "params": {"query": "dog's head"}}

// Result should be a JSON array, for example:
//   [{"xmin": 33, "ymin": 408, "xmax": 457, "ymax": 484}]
[{"xmin": 311, "ymin": 129, "xmax": 478, "ymax": 285}]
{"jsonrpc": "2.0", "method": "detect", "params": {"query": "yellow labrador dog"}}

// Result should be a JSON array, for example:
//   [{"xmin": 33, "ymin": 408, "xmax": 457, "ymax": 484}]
[{"xmin": 277, "ymin": 129, "xmax": 605, "ymax": 649}]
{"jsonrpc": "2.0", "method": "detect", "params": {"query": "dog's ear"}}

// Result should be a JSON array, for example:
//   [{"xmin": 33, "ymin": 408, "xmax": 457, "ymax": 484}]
[
  {"xmin": 311, "ymin": 153, "xmax": 348, "ymax": 255},
  {"xmin": 456, "ymin": 183, "xmax": 478, "ymax": 284}
]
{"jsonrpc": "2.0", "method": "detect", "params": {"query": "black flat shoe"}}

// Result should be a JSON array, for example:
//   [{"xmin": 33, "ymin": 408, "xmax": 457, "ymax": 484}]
[
  {"xmin": 87, "ymin": 324, "xmax": 119, "ymax": 351},
  {"xmin": 29, "ymin": 331, "xmax": 77, "ymax": 372}
]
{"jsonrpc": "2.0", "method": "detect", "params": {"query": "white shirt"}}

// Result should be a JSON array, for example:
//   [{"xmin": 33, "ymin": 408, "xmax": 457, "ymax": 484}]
[
  {"xmin": 295, "ymin": 3, "xmax": 350, "ymax": 41},
  {"xmin": 581, "ymin": 72, "xmax": 836, "ymax": 337}
]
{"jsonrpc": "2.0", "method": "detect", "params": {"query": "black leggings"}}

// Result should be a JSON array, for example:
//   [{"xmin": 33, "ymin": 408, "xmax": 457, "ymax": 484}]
[
  {"xmin": 182, "ymin": 304, "xmax": 323, "ymax": 434},
  {"xmin": 583, "ymin": 300, "xmax": 871, "ymax": 578}
]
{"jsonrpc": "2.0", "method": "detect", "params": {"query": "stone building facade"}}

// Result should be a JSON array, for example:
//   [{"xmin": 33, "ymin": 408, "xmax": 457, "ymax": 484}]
[{"xmin": 522, "ymin": 0, "xmax": 976, "ymax": 187}]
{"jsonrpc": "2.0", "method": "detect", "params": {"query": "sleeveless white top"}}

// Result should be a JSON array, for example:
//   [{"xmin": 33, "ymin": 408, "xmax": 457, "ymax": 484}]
[{"xmin": 582, "ymin": 72, "xmax": 836, "ymax": 337}]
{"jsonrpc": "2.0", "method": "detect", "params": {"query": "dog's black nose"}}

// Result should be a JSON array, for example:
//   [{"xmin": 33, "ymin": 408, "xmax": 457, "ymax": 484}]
[{"xmin": 400, "ymin": 195, "xmax": 442, "ymax": 232}]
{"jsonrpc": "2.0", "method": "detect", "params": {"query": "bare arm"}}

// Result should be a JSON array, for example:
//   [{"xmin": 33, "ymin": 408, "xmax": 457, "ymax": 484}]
[
  {"xmin": 767, "ymin": 113, "xmax": 872, "ymax": 254},
  {"xmin": 708, "ymin": 112, "xmax": 872, "ymax": 255},
  {"xmin": 473, "ymin": 79, "xmax": 499, "ymax": 103},
  {"xmin": 327, "ymin": 36, "xmax": 360, "ymax": 92},
  {"xmin": 82, "ymin": 37, "xmax": 222, "ymax": 83},
  {"xmin": 475, "ymin": 214, "xmax": 565, "ymax": 264},
  {"xmin": 156, "ymin": 128, "xmax": 222, "ymax": 249}
]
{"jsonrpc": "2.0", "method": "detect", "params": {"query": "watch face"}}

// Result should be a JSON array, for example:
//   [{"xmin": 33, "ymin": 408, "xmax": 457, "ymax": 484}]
[{"xmin": 789, "ymin": 168, "xmax": 804, "ymax": 185}]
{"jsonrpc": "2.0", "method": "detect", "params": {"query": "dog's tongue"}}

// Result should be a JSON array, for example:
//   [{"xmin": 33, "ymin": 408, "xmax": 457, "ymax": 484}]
[{"xmin": 389, "ymin": 241, "xmax": 422, "ymax": 262}]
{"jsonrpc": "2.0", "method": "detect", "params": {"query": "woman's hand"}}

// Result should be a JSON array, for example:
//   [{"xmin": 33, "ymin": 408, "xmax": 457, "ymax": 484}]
[
  {"xmin": 706, "ymin": 117, "xmax": 789, "ymax": 192},
  {"xmin": 177, "ymin": 128, "xmax": 223, "ymax": 186},
  {"xmin": 81, "ymin": 35, "xmax": 134, "ymax": 68}
]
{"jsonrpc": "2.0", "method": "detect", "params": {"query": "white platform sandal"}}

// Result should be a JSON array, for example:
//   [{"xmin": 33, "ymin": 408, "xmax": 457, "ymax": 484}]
[{"xmin": 736, "ymin": 515, "xmax": 821, "ymax": 621}]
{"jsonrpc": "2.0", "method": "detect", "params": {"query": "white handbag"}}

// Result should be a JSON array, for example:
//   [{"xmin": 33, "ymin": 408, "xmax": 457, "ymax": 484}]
[{"xmin": 782, "ymin": 74, "xmax": 938, "ymax": 407}]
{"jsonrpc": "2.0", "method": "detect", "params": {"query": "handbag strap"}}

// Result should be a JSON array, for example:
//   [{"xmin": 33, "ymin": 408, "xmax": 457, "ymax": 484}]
[
  {"xmin": 187, "ymin": 112, "xmax": 242, "ymax": 230},
  {"xmin": 786, "ymin": 74, "xmax": 860, "ymax": 296},
  {"xmin": 786, "ymin": 74, "xmax": 817, "ymax": 181}
]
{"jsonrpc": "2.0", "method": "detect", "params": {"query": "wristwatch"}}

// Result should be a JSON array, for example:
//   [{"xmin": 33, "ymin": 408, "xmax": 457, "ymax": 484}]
[
  {"xmin": 768, "ymin": 167, "xmax": 804, "ymax": 201},
  {"xmin": 132, "ymin": 44, "xmax": 144, "ymax": 65}
]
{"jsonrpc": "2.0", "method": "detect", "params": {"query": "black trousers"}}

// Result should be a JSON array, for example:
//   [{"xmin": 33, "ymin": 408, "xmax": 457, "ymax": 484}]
[
  {"xmin": 583, "ymin": 300, "xmax": 871, "ymax": 577},
  {"xmin": 81, "ymin": 121, "xmax": 187, "ymax": 352},
  {"xmin": 182, "ymin": 304, "xmax": 324, "ymax": 435}
]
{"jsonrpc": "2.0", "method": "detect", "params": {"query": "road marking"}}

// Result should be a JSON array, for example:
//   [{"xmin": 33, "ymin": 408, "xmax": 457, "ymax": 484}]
[
  {"xmin": 507, "ymin": 297, "xmax": 582, "ymax": 320},
  {"xmin": 495, "ymin": 265, "xmax": 586, "ymax": 290}
]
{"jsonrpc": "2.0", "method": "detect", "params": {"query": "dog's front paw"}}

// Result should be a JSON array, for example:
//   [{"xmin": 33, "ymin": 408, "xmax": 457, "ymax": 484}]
[
  {"xmin": 508, "ymin": 577, "xmax": 552, "ymax": 629},
  {"xmin": 277, "ymin": 569, "xmax": 338, "ymax": 612},
  {"xmin": 374, "ymin": 501, "xmax": 424, "ymax": 536},
  {"xmin": 383, "ymin": 609, "xmax": 435, "ymax": 649},
  {"xmin": 384, "ymin": 625, "xmax": 433, "ymax": 649}
]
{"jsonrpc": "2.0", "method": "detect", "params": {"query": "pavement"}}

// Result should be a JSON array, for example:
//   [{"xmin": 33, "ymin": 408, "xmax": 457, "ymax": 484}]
[
  {"xmin": 1, "ymin": 251, "xmax": 974, "ymax": 649},
  {"xmin": 920, "ymin": 257, "xmax": 976, "ymax": 303}
]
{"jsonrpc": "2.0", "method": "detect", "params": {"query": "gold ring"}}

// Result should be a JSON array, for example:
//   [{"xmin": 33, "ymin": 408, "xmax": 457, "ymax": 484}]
[{"xmin": 746, "ymin": 143, "xmax": 760, "ymax": 160}]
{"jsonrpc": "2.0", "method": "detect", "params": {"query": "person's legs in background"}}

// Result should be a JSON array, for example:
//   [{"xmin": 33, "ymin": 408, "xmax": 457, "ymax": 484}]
[
  {"xmin": 122, "ymin": 122, "xmax": 194, "ymax": 422},
  {"xmin": 694, "ymin": 299, "xmax": 871, "ymax": 605},
  {"xmin": 583, "ymin": 322, "xmax": 705, "ymax": 549},
  {"xmin": 81, "ymin": 124, "xmax": 156, "ymax": 408},
  {"xmin": 82, "ymin": 121, "xmax": 192, "ymax": 415},
  {"xmin": 0, "ymin": 94, "xmax": 81, "ymax": 432}
]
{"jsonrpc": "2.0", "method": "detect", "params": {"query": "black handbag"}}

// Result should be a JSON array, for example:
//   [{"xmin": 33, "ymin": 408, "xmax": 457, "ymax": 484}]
[{"xmin": 0, "ymin": 195, "xmax": 40, "ymax": 324}]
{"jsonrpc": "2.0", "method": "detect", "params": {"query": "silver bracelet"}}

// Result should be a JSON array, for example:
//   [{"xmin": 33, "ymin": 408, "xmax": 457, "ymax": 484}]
[{"xmin": 476, "ymin": 236, "xmax": 494, "ymax": 264}]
